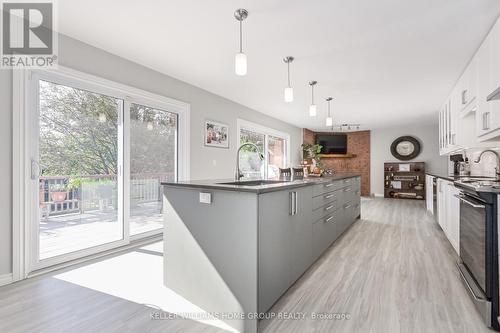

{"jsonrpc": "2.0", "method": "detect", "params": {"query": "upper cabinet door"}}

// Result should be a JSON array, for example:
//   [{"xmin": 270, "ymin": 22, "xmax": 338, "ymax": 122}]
[
  {"xmin": 438, "ymin": 110, "xmax": 443, "ymax": 154},
  {"xmin": 490, "ymin": 18, "xmax": 500, "ymax": 94},
  {"xmin": 458, "ymin": 56, "xmax": 478, "ymax": 115},
  {"xmin": 476, "ymin": 34, "xmax": 493, "ymax": 137},
  {"xmin": 488, "ymin": 19, "xmax": 500, "ymax": 132},
  {"xmin": 449, "ymin": 88, "xmax": 459, "ymax": 147}
]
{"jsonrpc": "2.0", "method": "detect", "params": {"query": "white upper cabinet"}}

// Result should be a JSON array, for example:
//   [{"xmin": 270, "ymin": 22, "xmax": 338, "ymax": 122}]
[
  {"xmin": 476, "ymin": 35, "xmax": 493, "ymax": 138},
  {"xmin": 491, "ymin": 18, "xmax": 500, "ymax": 96},
  {"xmin": 476, "ymin": 17, "xmax": 500, "ymax": 142},
  {"xmin": 439, "ymin": 16, "xmax": 500, "ymax": 152},
  {"xmin": 439, "ymin": 82, "xmax": 476, "ymax": 155},
  {"xmin": 457, "ymin": 56, "xmax": 478, "ymax": 115},
  {"xmin": 486, "ymin": 20, "xmax": 500, "ymax": 138}
]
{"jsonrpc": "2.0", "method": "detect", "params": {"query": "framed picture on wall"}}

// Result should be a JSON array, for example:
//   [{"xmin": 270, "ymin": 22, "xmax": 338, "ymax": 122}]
[{"xmin": 204, "ymin": 120, "xmax": 229, "ymax": 148}]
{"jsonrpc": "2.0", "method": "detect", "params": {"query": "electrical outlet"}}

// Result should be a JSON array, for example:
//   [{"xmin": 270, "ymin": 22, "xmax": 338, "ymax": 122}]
[{"xmin": 199, "ymin": 192, "xmax": 212, "ymax": 204}]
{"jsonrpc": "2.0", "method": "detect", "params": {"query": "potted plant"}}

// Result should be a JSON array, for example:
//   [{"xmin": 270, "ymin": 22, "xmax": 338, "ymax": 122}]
[
  {"xmin": 50, "ymin": 183, "xmax": 68, "ymax": 202},
  {"xmin": 302, "ymin": 143, "xmax": 322, "ymax": 170}
]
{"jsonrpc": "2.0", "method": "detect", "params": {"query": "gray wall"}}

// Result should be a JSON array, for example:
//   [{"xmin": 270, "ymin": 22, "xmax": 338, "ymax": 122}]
[
  {"xmin": 0, "ymin": 69, "xmax": 12, "ymax": 275},
  {"xmin": 370, "ymin": 123, "xmax": 447, "ymax": 196},
  {"xmin": 0, "ymin": 34, "xmax": 303, "ymax": 276}
]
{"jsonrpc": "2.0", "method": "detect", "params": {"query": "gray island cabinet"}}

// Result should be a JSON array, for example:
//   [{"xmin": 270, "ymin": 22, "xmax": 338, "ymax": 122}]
[{"xmin": 162, "ymin": 174, "xmax": 360, "ymax": 333}]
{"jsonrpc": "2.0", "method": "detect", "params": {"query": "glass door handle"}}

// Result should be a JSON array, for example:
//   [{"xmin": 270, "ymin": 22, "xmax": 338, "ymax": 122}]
[{"xmin": 31, "ymin": 159, "xmax": 42, "ymax": 180}]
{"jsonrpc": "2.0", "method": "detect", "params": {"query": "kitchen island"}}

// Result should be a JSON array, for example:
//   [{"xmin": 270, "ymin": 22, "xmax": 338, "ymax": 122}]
[{"xmin": 161, "ymin": 173, "xmax": 361, "ymax": 333}]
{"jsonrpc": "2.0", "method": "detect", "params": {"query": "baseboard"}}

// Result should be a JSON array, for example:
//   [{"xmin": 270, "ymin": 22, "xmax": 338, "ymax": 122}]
[
  {"xmin": 0, "ymin": 273, "xmax": 13, "ymax": 287},
  {"xmin": 371, "ymin": 193, "xmax": 384, "ymax": 198}
]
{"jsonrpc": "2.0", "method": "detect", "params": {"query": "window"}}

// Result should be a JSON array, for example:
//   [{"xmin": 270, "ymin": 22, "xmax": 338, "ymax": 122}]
[
  {"xmin": 38, "ymin": 79, "xmax": 123, "ymax": 259},
  {"xmin": 130, "ymin": 103, "xmax": 178, "ymax": 236},
  {"xmin": 237, "ymin": 119, "xmax": 290, "ymax": 180},
  {"xmin": 18, "ymin": 66, "xmax": 189, "ymax": 272}
]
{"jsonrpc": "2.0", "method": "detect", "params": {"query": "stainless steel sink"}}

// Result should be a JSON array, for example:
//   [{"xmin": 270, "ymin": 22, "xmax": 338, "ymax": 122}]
[{"xmin": 217, "ymin": 180, "xmax": 290, "ymax": 186}]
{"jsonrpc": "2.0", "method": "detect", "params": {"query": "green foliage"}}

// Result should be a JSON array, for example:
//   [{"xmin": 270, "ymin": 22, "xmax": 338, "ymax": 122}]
[
  {"xmin": 39, "ymin": 80, "xmax": 119, "ymax": 176},
  {"xmin": 239, "ymin": 129, "xmax": 264, "ymax": 152},
  {"xmin": 38, "ymin": 80, "xmax": 177, "ymax": 178},
  {"xmin": 49, "ymin": 183, "xmax": 67, "ymax": 192},
  {"xmin": 302, "ymin": 143, "xmax": 323, "ymax": 166},
  {"xmin": 67, "ymin": 178, "xmax": 81, "ymax": 191}
]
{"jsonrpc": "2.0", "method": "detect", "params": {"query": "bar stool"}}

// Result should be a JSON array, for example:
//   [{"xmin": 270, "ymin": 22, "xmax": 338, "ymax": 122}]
[{"xmin": 279, "ymin": 168, "xmax": 291, "ymax": 181}]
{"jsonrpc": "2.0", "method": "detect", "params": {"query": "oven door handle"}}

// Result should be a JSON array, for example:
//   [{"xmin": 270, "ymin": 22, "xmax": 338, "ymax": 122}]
[
  {"xmin": 454, "ymin": 194, "xmax": 486, "ymax": 209},
  {"xmin": 457, "ymin": 263, "xmax": 487, "ymax": 302}
]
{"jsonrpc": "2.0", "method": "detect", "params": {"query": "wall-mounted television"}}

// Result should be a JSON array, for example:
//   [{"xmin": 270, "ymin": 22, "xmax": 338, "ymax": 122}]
[{"xmin": 315, "ymin": 134, "xmax": 347, "ymax": 154}]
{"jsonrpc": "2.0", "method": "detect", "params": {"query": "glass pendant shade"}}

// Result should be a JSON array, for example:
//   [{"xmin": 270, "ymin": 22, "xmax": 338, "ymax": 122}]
[
  {"xmin": 284, "ymin": 87, "xmax": 294, "ymax": 102},
  {"xmin": 326, "ymin": 116, "xmax": 333, "ymax": 127},
  {"xmin": 309, "ymin": 104, "xmax": 317, "ymax": 117},
  {"xmin": 235, "ymin": 52, "xmax": 247, "ymax": 76}
]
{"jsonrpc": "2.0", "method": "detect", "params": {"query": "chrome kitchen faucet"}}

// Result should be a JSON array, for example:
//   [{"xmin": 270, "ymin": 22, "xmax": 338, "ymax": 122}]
[
  {"xmin": 474, "ymin": 149, "xmax": 500, "ymax": 181},
  {"xmin": 235, "ymin": 143, "xmax": 264, "ymax": 181}
]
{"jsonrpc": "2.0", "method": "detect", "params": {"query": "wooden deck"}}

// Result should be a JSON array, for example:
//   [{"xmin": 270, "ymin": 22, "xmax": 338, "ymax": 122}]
[{"xmin": 40, "ymin": 202, "xmax": 163, "ymax": 259}]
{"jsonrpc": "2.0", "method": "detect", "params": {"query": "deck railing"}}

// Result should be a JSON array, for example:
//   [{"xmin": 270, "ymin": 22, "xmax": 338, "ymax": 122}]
[{"xmin": 39, "ymin": 173, "xmax": 174, "ymax": 216}]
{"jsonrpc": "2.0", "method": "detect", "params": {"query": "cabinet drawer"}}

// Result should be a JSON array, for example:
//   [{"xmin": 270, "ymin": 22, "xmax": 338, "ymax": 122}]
[
  {"xmin": 338, "ymin": 203, "xmax": 354, "ymax": 235},
  {"xmin": 340, "ymin": 177, "xmax": 354, "ymax": 187},
  {"xmin": 312, "ymin": 201, "xmax": 337, "ymax": 222},
  {"xmin": 352, "ymin": 177, "xmax": 361, "ymax": 191},
  {"xmin": 312, "ymin": 181, "xmax": 343, "ymax": 197},
  {"xmin": 351, "ymin": 188, "xmax": 361, "ymax": 203},
  {"xmin": 338, "ymin": 186, "xmax": 353, "ymax": 206},
  {"xmin": 352, "ymin": 201, "xmax": 361, "ymax": 219},
  {"xmin": 312, "ymin": 213, "xmax": 339, "ymax": 259},
  {"xmin": 312, "ymin": 191, "xmax": 338, "ymax": 210}
]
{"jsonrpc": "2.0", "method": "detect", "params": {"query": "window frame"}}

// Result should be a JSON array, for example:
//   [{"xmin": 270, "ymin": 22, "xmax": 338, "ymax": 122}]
[
  {"xmin": 237, "ymin": 119, "xmax": 291, "ymax": 179},
  {"xmin": 13, "ymin": 66, "xmax": 190, "ymax": 278}
]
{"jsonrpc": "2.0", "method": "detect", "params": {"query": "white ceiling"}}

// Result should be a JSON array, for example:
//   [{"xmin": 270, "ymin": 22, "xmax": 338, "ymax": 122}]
[{"xmin": 58, "ymin": 0, "xmax": 500, "ymax": 131}]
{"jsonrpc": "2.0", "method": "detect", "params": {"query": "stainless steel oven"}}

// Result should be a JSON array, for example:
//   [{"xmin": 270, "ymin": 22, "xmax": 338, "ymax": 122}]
[
  {"xmin": 459, "ymin": 193, "xmax": 487, "ymax": 291},
  {"xmin": 456, "ymin": 191, "xmax": 495, "ymax": 327}
]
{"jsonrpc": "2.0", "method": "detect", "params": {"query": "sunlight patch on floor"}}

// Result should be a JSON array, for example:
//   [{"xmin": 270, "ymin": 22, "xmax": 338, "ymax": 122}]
[{"xmin": 53, "ymin": 242, "xmax": 237, "ymax": 333}]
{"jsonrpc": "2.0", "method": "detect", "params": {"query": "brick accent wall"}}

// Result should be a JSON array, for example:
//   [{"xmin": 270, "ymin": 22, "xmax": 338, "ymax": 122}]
[{"xmin": 303, "ymin": 129, "xmax": 371, "ymax": 196}]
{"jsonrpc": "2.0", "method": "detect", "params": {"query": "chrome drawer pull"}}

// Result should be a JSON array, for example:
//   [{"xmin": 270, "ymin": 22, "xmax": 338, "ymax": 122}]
[
  {"xmin": 344, "ymin": 179, "xmax": 350, "ymax": 183},
  {"xmin": 325, "ymin": 216, "xmax": 334, "ymax": 223},
  {"xmin": 344, "ymin": 204, "xmax": 351, "ymax": 209},
  {"xmin": 343, "ymin": 188, "xmax": 351, "ymax": 192},
  {"xmin": 325, "ymin": 183, "xmax": 334, "ymax": 187},
  {"xmin": 324, "ymin": 194, "xmax": 334, "ymax": 199},
  {"xmin": 325, "ymin": 204, "xmax": 334, "ymax": 211}
]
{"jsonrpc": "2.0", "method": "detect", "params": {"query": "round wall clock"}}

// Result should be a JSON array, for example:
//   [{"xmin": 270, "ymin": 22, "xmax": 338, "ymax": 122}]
[{"xmin": 390, "ymin": 136, "xmax": 421, "ymax": 161}]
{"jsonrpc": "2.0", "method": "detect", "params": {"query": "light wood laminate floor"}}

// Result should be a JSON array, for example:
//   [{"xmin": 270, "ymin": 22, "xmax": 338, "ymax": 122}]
[
  {"xmin": 0, "ymin": 198, "xmax": 493, "ymax": 333},
  {"xmin": 260, "ymin": 197, "xmax": 493, "ymax": 333}
]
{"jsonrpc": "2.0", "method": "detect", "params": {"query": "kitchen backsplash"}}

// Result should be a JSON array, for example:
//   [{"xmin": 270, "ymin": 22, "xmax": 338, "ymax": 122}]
[{"xmin": 451, "ymin": 148, "xmax": 500, "ymax": 177}]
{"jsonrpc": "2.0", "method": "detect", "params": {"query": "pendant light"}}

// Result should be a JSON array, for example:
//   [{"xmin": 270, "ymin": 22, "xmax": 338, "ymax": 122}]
[
  {"xmin": 283, "ymin": 56, "xmax": 294, "ymax": 102},
  {"xmin": 234, "ymin": 9, "xmax": 248, "ymax": 76},
  {"xmin": 325, "ymin": 97, "xmax": 333, "ymax": 127},
  {"xmin": 309, "ymin": 81, "xmax": 317, "ymax": 116}
]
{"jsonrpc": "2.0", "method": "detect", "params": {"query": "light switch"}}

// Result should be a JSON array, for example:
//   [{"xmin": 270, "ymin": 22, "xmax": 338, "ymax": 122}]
[{"xmin": 199, "ymin": 192, "xmax": 212, "ymax": 204}]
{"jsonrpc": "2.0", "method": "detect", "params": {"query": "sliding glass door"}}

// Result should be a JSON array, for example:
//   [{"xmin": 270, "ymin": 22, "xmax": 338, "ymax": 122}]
[
  {"xmin": 129, "ymin": 103, "xmax": 177, "ymax": 236},
  {"xmin": 36, "ymin": 79, "xmax": 125, "ymax": 261},
  {"xmin": 26, "ymin": 69, "xmax": 186, "ymax": 272}
]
